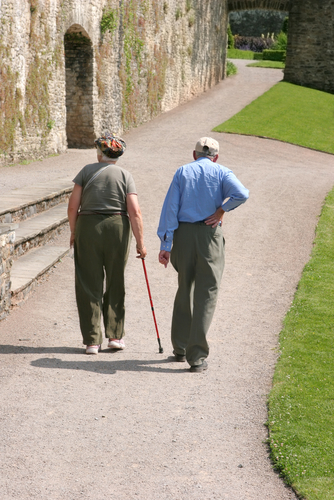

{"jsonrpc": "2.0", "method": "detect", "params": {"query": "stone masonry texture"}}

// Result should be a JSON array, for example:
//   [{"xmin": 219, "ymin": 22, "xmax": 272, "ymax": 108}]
[
  {"xmin": 284, "ymin": 0, "xmax": 334, "ymax": 94},
  {"xmin": 0, "ymin": 0, "xmax": 333, "ymax": 167},
  {"xmin": 0, "ymin": 228, "xmax": 15, "ymax": 320},
  {"xmin": 0, "ymin": 0, "xmax": 228, "ymax": 165}
]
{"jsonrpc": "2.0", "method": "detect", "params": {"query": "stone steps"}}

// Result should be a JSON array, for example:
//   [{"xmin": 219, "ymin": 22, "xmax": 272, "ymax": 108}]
[
  {"xmin": 10, "ymin": 245, "xmax": 70, "ymax": 305},
  {"xmin": 0, "ymin": 178, "xmax": 73, "ymax": 223},
  {"xmin": 0, "ymin": 178, "xmax": 73, "ymax": 312},
  {"xmin": 14, "ymin": 203, "xmax": 69, "ymax": 258}
]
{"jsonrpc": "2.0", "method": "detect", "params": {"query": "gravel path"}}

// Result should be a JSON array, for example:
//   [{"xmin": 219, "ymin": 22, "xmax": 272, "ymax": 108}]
[{"xmin": 1, "ymin": 60, "xmax": 333, "ymax": 500}]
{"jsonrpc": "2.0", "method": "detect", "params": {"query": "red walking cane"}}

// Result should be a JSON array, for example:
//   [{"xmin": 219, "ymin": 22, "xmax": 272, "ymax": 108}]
[{"xmin": 141, "ymin": 258, "xmax": 164, "ymax": 353}]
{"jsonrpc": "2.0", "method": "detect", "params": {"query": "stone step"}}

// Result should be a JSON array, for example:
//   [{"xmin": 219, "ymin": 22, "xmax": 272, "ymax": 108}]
[
  {"xmin": 0, "ymin": 177, "xmax": 73, "ymax": 223},
  {"xmin": 11, "ymin": 245, "xmax": 70, "ymax": 304},
  {"xmin": 0, "ymin": 179, "xmax": 74, "ymax": 312},
  {"xmin": 14, "ymin": 203, "xmax": 69, "ymax": 258}
]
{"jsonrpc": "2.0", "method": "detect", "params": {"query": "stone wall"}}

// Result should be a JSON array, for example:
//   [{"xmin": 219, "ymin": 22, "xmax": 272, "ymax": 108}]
[
  {"xmin": 0, "ymin": 225, "xmax": 16, "ymax": 321},
  {"xmin": 0, "ymin": 0, "xmax": 228, "ymax": 165},
  {"xmin": 1, "ymin": 0, "xmax": 333, "ymax": 167},
  {"xmin": 284, "ymin": 0, "xmax": 334, "ymax": 94}
]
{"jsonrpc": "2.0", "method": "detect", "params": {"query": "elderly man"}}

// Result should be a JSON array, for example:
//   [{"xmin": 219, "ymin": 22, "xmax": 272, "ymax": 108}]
[{"xmin": 157, "ymin": 137, "xmax": 249, "ymax": 372}]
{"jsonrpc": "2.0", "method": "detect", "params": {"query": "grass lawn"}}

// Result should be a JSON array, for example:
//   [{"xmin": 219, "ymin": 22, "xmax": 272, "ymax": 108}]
[
  {"xmin": 247, "ymin": 61, "xmax": 285, "ymax": 69},
  {"xmin": 268, "ymin": 187, "xmax": 334, "ymax": 499},
  {"xmin": 227, "ymin": 48, "xmax": 257, "ymax": 59},
  {"xmin": 214, "ymin": 78, "xmax": 334, "ymax": 498},
  {"xmin": 213, "ymin": 82, "xmax": 334, "ymax": 155}
]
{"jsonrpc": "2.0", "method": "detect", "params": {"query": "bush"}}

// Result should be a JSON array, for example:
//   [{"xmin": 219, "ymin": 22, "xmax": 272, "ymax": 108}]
[
  {"xmin": 233, "ymin": 35, "xmax": 274, "ymax": 53},
  {"xmin": 253, "ymin": 52, "xmax": 263, "ymax": 60},
  {"xmin": 262, "ymin": 49, "xmax": 286, "ymax": 61},
  {"xmin": 272, "ymin": 31, "xmax": 287, "ymax": 51},
  {"xmin": 227, "ymin": 24, "xmax": 234, "ymax": 49},
  {"xmin": 282, "ymin": 16, "xmax": 288, "ymax": 34},
  {"xmin": 226, "ymin": 60, "xmax": 237, "ymax": 76}
]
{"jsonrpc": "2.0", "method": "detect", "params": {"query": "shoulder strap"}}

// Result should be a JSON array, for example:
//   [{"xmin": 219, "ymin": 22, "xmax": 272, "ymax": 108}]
[{"xmin": 83, "ymin": 164, "xmax": 112, "ymax": 194}]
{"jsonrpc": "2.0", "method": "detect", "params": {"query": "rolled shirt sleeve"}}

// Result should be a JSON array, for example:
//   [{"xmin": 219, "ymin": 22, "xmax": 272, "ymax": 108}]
[{"xmin": 221, "ymin": 170, "xmax": 249, "ymax": 212}]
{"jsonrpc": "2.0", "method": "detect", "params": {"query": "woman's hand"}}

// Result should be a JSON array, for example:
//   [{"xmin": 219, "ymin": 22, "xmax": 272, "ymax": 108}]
[
  {"xmin": 136, "ymin": 245, "xmax": 147, "ymax": 259},
  {"xmin": 127, "ymin": 194, "xmax": 147, "ymax": 259}
]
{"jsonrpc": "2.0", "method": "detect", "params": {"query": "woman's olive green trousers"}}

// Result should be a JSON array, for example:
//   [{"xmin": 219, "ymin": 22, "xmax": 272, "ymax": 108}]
[{"xmin": 74, "ymin": 214, "xmax": 131, "ymax": 346}]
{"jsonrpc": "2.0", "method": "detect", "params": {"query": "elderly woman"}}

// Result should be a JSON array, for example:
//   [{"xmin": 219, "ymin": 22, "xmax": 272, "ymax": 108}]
[{"xmin": 68, "ymin": 133, "xmax": 147, "ymax": 354}]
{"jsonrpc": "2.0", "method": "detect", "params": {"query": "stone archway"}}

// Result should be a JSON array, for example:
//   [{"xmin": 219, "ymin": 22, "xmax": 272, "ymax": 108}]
[
  {"xmin": 64, "ymin": 25, "xmax": 95, "ymax": 148},
  {"xmin": 227, "ymin": 0, "xmax": 291, "ymax": 11}
]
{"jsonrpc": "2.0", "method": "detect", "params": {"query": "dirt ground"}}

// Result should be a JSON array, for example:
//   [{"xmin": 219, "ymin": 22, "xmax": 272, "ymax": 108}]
[{"xmin": 1, "ymin": 60, "xmax": 334, "ymax": 500}]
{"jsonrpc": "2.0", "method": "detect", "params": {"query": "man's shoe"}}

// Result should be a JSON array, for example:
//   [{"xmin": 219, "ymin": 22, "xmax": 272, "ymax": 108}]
[
  {"xmin": 108, "ymin": 338, "xmax": 125, "ymax": 350},
  {"xmin": 86, "ymin": 345, "xmax": 101, "ymax": 355},
  {"xmin": 174, "ymin": 353, "xmax": 186, "ymax": 362},
  {"xmin": 189, "ymin": 360, "xmax": 208, "ymax": 373}
]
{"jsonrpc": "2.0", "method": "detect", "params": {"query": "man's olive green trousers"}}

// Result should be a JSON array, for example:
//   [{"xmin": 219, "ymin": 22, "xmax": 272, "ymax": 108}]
[
  {"xmin": 170, "ymin": 222, "xmax": 225, "ymax": 366},
  {"xmin": 74, "ymin": 214, "xmax": 131, "ymax": 346}
]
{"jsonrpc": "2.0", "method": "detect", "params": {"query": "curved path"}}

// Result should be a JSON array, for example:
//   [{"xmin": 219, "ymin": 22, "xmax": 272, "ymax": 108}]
[{"xmin": 1, "ymin": 61, "xmax": 333, "ymax": 499}]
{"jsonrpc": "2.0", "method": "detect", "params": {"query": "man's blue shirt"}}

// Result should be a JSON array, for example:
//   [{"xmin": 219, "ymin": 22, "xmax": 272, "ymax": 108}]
[{"xmin": 157, "ymin": 157, "xmax": 249, "ymax": 251}]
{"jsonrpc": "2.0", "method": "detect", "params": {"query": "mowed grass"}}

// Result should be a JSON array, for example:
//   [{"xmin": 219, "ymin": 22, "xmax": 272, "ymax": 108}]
[
  {"xmin": 213, "ymin": 82, "xmax": 334, "ymax": 155},
  {"xmin": 247, "ymin": 60, "xmax": 285, "ymax": 69},
  {"xmin": 214, "ymin": 79, "xmax": 334, "ymax": 498},
  {"xmin": 268, "ymin": 187, "xmax": 334, "ymax": 499},
  {"xmin": 227, "ymin": 48, "xmax": 257, "ymax": 59}
]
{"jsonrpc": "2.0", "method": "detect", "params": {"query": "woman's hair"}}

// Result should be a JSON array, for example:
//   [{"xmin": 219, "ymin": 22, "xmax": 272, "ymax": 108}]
[
  {"xmin": 94, "ymin": 133, "xmax": 126, "ymax": 159},
  {"xmin": 96, "ymin": 146, "xmax": 112, "ymax": 162}
]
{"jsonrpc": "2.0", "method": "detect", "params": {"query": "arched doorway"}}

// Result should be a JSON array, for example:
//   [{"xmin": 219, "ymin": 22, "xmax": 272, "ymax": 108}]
[{"xmin": 64, "ymin": 25, "xmax": 95, "ymax": 148}]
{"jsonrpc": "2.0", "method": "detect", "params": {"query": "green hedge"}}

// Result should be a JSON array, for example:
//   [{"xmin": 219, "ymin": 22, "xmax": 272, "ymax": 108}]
[
  {"xmin": 253, "ymin": 53, "xmax": 263, "ymax": 60},
  {"xmin": 262, "ymin": 50, "xmax": 286, "ymax": 61},
  {"xmin": 227, "ymin": 48, "xmax": 256, "ymax": 59}
]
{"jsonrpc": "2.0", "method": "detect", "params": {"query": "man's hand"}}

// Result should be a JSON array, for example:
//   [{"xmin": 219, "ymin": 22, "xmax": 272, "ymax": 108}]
[
  {"xmin": 70, "ymin": 232, "xmax": 75, "ymax": 248},
  {"xmin": 159, "ymin": 250, "xmax": 170, "ymax": 268},
  {"xmin": 205, "ymin": 207, "xmax": 225, "ymax": 228}
]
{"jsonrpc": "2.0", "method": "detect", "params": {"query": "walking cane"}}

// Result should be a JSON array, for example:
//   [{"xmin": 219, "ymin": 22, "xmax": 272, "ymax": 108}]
[{"xmin": 141, "ymin": 258, "xmax": 164, "ymax": 353}]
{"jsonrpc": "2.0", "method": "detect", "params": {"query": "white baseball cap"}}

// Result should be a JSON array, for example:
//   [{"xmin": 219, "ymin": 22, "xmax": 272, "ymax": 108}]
[{"xmin": 195, "ymin": 137, "xmax": 219, "ymax": 157}]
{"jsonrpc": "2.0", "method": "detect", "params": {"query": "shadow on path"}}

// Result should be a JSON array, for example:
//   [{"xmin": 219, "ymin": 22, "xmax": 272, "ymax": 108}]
[
  {"xmin": 0, "ymin": 345, "xmax": 187, "ymax": 373},
  {"xmin": 0, "ymin": 344, "xmax": 83, "ymax": 355},
  {"xmin": 30, "ymin": 357, "xmax": 187, "ymax": 374}
]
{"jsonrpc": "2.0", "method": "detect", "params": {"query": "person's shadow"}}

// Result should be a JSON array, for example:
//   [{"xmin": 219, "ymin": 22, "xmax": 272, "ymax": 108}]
[{"xmin": 0, "ymin": 345, "xmax": 187, "ymax": 374}]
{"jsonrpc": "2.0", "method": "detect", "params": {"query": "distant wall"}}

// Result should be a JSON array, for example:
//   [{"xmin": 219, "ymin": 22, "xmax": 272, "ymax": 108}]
[{"xmin": 229, "ymin": 9, "xmax": 287, "ymax": 36}]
